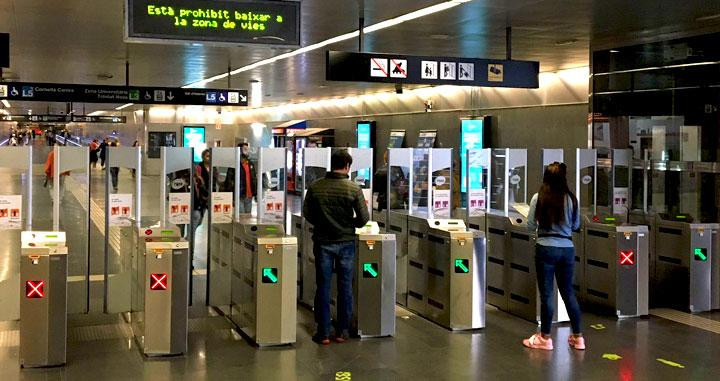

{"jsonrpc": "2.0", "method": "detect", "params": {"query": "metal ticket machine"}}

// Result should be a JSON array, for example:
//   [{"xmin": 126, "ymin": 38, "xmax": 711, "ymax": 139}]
[
  {"xmin": 20, "ymin": 232, "xmax": 68, "ymax": 368},
  {"xmin": 231, "ymin": 219, "xmax": 297, "ymax": 346}
]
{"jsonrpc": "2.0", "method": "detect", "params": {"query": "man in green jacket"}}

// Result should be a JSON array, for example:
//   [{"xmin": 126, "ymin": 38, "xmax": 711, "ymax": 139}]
[{"xmin": 303, "ymin": 149, "xmax": 370, "ymax": 345}]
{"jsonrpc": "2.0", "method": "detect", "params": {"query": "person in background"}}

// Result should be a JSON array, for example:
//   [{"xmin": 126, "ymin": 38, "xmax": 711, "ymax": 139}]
[
  {"xmin": 44, "ymin": 139, "xmax": 71, "ymax": 201},
  {"xmin": 303, "ymin": 150, "xmax": 370, "ymax": 345},
  {"xmin": 238, "ymin": 142, "xmax": 257, "ymax": 214},
  {"xmin": 99, "ymin": 138, "xmax": 109, "ymax": 168},
  {"xmin": 109, "ymin": 141, "xmax": 120, "ymax": 192},
  {"xmin": 523, "ymin": 162, "xmax": 584, "ymax": 351},
  {"xmin": 193, "ymin": 149, "xmax": 211, "ymax": 231},
  {"xmin": 89, "ymin": 139, "xmax": 99, "ymax": 168}
]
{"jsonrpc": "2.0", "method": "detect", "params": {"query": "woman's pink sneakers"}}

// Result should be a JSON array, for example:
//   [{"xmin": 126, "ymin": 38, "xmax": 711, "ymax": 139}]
[
  {"xmin": 522, "ymin": 333, "xmax": 554, "ymax": 350},
  {"xmin": 568, "ymin": 335, "xmax": 586, "ymax": 350}
]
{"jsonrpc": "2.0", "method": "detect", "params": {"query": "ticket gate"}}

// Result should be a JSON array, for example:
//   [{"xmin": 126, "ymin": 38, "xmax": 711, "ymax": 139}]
[
  {"xmin": 583, "ymin": 219, "xmax": 649, "ymax": 317},
  {"xmin": 425, "ymin": 220, "xmax": 486, "ymax": 330},
  {"xmin": 373, "ymin": 210, "xmax": 388, "ymax": 231},
  {"xmin": 355, "ymin": 223, "xmax": 396, "ymax": 337},
  {"xmin": 133, "ymin": 226, "xmax": 189, "ymax": 356},
  {"xmin": 406, "ymin": 213, "xmax": 429, "ymax": 314},
  {"xmin": 20, "ymin": 232, "xmax": 68, "ymax": 368},
  {"xmin": 231, "ymin": 219, "xmax": 297, "ymax": 346},
  {"xmin": 388, "ymin": 210, "xmax": 409, "ymax": 307},
  {"xmin": 300, "ymin": 221, "xmax": 316, "ymax": 308},
  {"xmin": 485, "ymin": 213, "xmax": 569, "ymax": 323},
  {"xmin": 209, "ymin": 222, "xmax": 233, "ymax": 308},
  {"xmin": 652, "ymin": 217, "xmax": 718, "ymax": 312}
]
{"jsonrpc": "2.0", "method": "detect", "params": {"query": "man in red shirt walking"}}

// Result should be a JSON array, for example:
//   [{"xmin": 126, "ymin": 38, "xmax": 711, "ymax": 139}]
[{"xmin": 238, "ymin": 142, "xmax": 257, "ymax": 214}]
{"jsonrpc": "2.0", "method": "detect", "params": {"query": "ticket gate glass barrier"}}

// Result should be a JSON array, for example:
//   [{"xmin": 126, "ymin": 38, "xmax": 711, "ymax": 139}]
[
  {"xmin": 349, "ymin": 147, "xmax": 373, "ymax": 221},
  {"xmin": 231, "ymin": 219, "xmax": 296, "ymax": 346},
  {"xmin": 299, "ymin": 148, "xmax": 330, "ymax": 308},
  {"xmin": 652, "ymin": 219, "xmax": 718, "ymax": 312},
  {"xmin": 388, "ymin": 148, "xmax": 413, "ymax": 307},
  {"xmin": 411, "ymin": 148, "xmax": 452, "ymax": 219},
  {"xmin": 355, "ymin": 223, "xmax": 396, "ymax": 337},
  {"xmin": 20, "ymin": 231, "xmax": 68, "ymax": 368},
  {"xmin": 131, "ymin": 226, "xmax": 189, "ymax": 356},
  {"xmin": 208, "ymin": 147, "xmax": 238, "ymax": 311},
  {"xmin": 0, "ymin": 146, "xmax": 32, "ymax": 322},
  {"xmin": 257, "ymin": 148, "xmax": 289, "ymax": 226},
  {"xmin": 582, "ymin": 220, "xmax": 649, "ymax": 318},
  {"xmin": 574, "ymin": 148, "xmax": 599, "ymax": 302},
  {"xmin": 104, "ymin": 147, "xmax": 142, "ymax": 314},
  {"xmin": 466, "ymin": 149, "xmax": 491, "ymax": 233}
]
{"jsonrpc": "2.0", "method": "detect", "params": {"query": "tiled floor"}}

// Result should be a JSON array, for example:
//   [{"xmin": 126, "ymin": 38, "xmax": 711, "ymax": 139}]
[{"xmin": 1, "ymin": 304, "xmax": 719, "ymax": 380}]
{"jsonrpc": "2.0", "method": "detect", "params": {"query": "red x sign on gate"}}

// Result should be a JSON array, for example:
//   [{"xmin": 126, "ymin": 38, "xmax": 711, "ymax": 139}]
[
  {"xmin": 26, "ymin": 280, "xmax": 45, "ymax": 298},
  {"xmin": 150, "ymin": 273, "xmax": 168, "ymax": 291},
  {"xmin": 619, "ymin": 250, "xmax": 635, "ymax": 266}
]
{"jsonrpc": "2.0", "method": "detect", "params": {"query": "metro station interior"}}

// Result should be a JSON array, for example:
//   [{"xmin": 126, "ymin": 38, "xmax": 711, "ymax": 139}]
[{"xmin": 2, "ymin": 0, "xmax": 720, "ymax": 380}]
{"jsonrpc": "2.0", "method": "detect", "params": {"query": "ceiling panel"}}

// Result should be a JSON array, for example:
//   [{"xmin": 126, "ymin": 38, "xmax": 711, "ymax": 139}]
[{"xmin": 0, "ymin": 0, "xmax": 719, "ymax": 113}]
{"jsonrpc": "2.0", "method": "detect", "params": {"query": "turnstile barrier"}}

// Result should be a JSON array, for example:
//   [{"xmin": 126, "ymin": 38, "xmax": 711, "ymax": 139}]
[
  {"xmin": 20, "ymin": 231, "xmax": 68, "ymax": 368},
  {"xmin": 583, "ymin": 220, "xmax": 649, "ymax": 318},
  {"xmin": 355, "ymin": 223, "xmax": 396, "ymax": 337},
  {"xmin": 232, "ymin": 219, "xmax": 296, "ymax": 346},
  {"xmin": 132, "ymin": 226, "xmax": 189, "ymax": 356}
]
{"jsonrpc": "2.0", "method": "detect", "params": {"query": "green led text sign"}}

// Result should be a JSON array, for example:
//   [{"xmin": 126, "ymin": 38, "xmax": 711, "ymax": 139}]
[{"xmin": 126, "ymin": 0, "xmax": 301, "ymax": 46}]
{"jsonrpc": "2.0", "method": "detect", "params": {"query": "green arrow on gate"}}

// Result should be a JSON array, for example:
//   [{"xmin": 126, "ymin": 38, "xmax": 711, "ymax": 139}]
[
  {"xmin": 694, "ymin": 248, "xmax": 708, "ymax": 261},
  {"xmin": 363, "ymin": 263, "xmax": 378, "ymax": 278},
  {"xmin": 455, "ymin": 259, "xmax": 469, "ymax": 273},
  {"xmin": 262, "ymin": 268, "xmax": 278, "ymax": 283}
]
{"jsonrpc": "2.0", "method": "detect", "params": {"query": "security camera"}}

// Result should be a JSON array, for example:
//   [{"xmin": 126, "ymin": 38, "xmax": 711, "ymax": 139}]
[{"xmin": 424, "ymin": 99, "xmax": 434, "ymax": 112}]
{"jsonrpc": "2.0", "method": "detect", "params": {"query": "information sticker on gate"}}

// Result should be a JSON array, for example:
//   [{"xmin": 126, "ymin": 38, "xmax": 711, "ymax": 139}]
[
  {"xmin": 432, "ymin": 189, "xmax": 451, "ymax": 218},
  {"xmin": 612, "ymin": 187, "xmax": 629, "ymax": 215},
  {"xmin": 0, "ymin": 195, "xmax": 22, "ymax": 230},
  {"xmin": 468, "ymin": 189, "xmax": 486, "ymax": 217},
  {"xmin": 169, "ymin": 193, "xmax": 191, "ymax": 225},
  {"xmin": 211, "ymin": 192, "xmax": 233, "ymax": 224},
  {"xmin": 109, "ymin": 194, "xmax": 133, "ymax": 227},
  {"xmin": 263, "ymin": 190, "xmax": 285, "ymax": 223}
]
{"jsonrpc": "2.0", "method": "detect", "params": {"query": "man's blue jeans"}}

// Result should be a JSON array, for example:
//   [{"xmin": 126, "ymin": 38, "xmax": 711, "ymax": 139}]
[
  {"xmin": 535, "ymin": 244, "xmax": 583, "ymax": 335},
  {"xmin": 314, "ymin": 241, "xmax": 355, "ymax": 338}
]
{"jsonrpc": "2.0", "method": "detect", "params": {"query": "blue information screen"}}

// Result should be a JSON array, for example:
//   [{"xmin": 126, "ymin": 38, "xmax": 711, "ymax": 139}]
[
  {"xmin": 183, "ymin": 126, "xmax": 206, "ymax": 162},
  {"xmin": 461, "ymin": 119, "xmax": 484, "ymax": 192},
  {"xmin": 356, "ymin": 122, "xmax": 372, "ymax": 181}
]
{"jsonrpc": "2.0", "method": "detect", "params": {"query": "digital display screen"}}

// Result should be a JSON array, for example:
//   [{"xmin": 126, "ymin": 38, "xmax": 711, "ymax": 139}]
[
  {"xmin": 356, "ymin": 122, "xmax": 372, "ymax": 182},
  {"xmin": 417, "ymin": 130, "xmax": 437, "ymax": 148},
  {"xmin": 461, "ymin": 119, "xmax": 484, "ymax": 193},
  {"xmin": 126, "ymin": 0, "xmax": 301, "ymax": 46},
  {"xmin": 388, "ymin": 130, "xmax": 405, "ymax": 148},
  {"xmin": 183, "ymin": 126, "xmax": 206, "ymax": 162}
]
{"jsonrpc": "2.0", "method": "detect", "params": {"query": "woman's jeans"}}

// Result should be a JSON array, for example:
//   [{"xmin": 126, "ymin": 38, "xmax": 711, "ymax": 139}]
[
  {"xmin": 535, "ymin": 244, "xmax": 582, "ymax": 335},
  {"xmin": 314, "ymin": 241, "xmax": 355, "ymax": 338}
]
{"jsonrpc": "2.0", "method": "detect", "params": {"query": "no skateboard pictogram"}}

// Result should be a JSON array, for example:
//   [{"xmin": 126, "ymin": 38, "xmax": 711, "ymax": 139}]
[{"xmin": 390, "ymin": 59, "xmax": 408, "ymax": 78}]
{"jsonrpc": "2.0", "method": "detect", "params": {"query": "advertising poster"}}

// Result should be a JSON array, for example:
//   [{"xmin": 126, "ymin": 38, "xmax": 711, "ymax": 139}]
[
  {"xmin": 613, "ymin": 187, "xmax": 629, "ymax": 215},
  {"xmin": 211, "ymin": 192, "xmax": 233, "ymax": 224},
  {"xmin": 0, "ymin": 195, "xmax": 22, "ymax": 230},
  {"xmin": 432, "ymin": 189, "xmax": 451, "ymax": 218},
  {"xmin": 469, "ymin": 190, "xmax": 486, "ymax": 217},
  {"xmin": 169, "ymin": 192, "xmax": 191, "ymax": 225},
  {"xmin": 263, "ymin": 191, "xmax": 285, "ymax": 222},
  {"xmin": 109, "ymin": 194, "xmax": 133, "ymax": 227}
]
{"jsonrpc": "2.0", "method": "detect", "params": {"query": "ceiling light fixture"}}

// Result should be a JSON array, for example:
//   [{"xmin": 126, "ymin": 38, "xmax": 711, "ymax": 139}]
[
  {"xmin": 1, "ymin": 100, "xmax": 10, "ymax": 108},
  {"xmin": 555, "ymin": 38, "xmax": 578, "ymax": 46},
  {"xmin": 183, "ymin": 0, "xmax": 472, "ymax": 88},
  {"xmin": 115, "ymin": 103, "xmax": 134, "ymax": 110},
  {"xmin": 609, "ymin": 49, "xmax": 620, "ymax": 53}
]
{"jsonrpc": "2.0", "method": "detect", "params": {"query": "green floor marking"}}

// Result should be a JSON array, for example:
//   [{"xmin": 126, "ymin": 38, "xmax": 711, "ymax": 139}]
[
  {"xmin": 657, "ymin": 358, "xmax": 685, "ymax": 368},
  {"xmin": 602, "ymin": 353, "xmax": 622, "ymax": 361}
]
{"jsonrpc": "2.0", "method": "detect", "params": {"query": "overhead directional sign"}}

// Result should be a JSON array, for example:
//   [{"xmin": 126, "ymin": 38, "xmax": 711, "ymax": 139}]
[
  {"xmin": 1, "ymin": 114, "xmax": 127, "ymax": 123},
  {"xmin": 0, "ymin": 82, "xmax": 248, "ymax": 106},
  {"xmin": 126, "ymin": 0, "xmax": 301, "ymax": 47},
  {"xmin": 327, "ymin": 51, "xmax": 539, "ymax": 88}
]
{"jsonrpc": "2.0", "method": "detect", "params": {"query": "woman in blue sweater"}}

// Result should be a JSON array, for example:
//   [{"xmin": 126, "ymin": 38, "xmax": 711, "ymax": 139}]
[{"xmin": 523, "ymin": 162, "xmax": 585, "ymax": 351}]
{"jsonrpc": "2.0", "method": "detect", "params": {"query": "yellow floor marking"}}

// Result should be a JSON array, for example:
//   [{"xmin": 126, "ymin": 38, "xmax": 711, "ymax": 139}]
[
  {"xmin": 657, "ymin": 358, "xmax": 685, "ymax": 368},
  {"xmin": 602, "ymin": 353, "xmax": 622, "ymax": 361}
]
